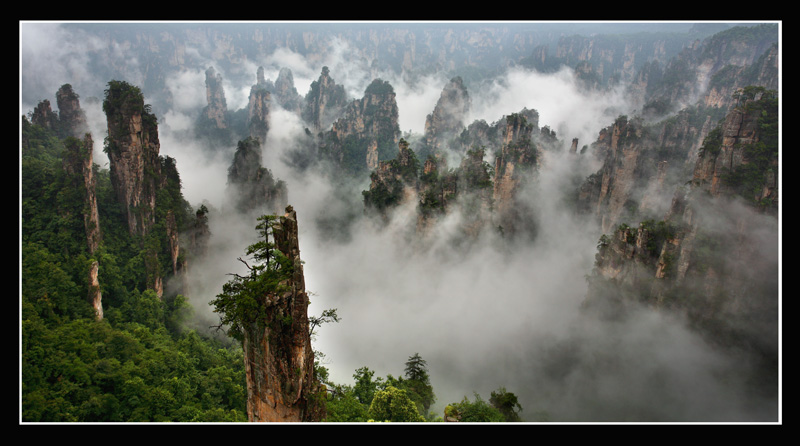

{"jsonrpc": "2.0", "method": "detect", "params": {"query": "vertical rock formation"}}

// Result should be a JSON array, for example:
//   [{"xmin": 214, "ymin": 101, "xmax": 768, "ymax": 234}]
[
  {"xmin": 492, "ymin": 112, "xmax": 538, "ymax": 236},
  {"xmin": 578, "ymin": 116, "xmax": 645, "ymax": 233},
  {"xmin": 103, "ymin": 80, "xmax": 189, "ymax": 298},
  {"xmin": 56, "ymin": 84, "xmax": 89, "ymax": 138},
  {"xmin": 585, "ymin": 91, "xmax": 779, "ymax": 387},
  {"xmin": 187, "ymin": 204, "xmax": 211, "ymax": 259},
  {"xmin": 87, "ymin": 261, "xmax": 103, "ymax": 321},
  {"xmin": 204, "ymin": 66, "xmax": 228, "ymax": 129},
  {"xmin": 455, "ymin": 147, "xmax": 494, "ymax": 237},
  {"xmin": 103, "ymin": 80, "xmax": 162, "ymax": 238},
  {"xmin": 423, "ymin": 76, "xmax": 471, "ymax": 155},
  {"xmin": 243, "ymin": 206, "xmax": 325, "ymax": 422},
  {"xmin": 247, "ymin": 85, "xmax": 271, "ymax": 144},
  {"xmin": 322, "ymin": 78, "xmax": 401, "ymax": 175},
  {"xmin": 302, "ymin": 66, "xmax": 348, "ymax": 133},
  {"xmin": 63, "ymin": 134, "xmax": 102, "ymax": 254},
  {"xmin": 362, "ymin": 138, "xmax": 419, "ymax": 219},
  {"xmin": 63, "ymin": 133, "xmax": 103, "ymax": 320},
  {"xmin": 692, "ymin": 89, "xmax": 778, "ymax": 209},
  {"xmin": 227, "ymin": 137, "xmax": 288, "ymax": 215},
  {"xmin": 576, "ymin": 113, "xmax": 705, "ymax": 233},
  {"xmin": 30, "ymin": 99, "xmax": 60, "ymax": 132},
  {"xmin": 272, "ymin": 67, "xmax": 304, "ymax": 114}
]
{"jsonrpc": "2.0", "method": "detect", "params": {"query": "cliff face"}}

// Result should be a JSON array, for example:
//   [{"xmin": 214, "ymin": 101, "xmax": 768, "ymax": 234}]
[
  {"xmin": 322, "ymin": 79, "xmax": 401, "ymax": 174},
  {"xmin": 55, "ymin": 84, "xmax": 89, "ymax": 138},
  {"xmin": 104, "ymin": 81, "xmax": 162, "ymax": 238},
  {"xmin": 691, "ymin": 91, "xmax": 778, "ymax": 210},
  {"xmin": 634, "ymin": 25, "xmax": 778, "ymax": 116},
  {"xmin": 30, "ymin": 99, "xmax": 60, "ymax": 133},
  {"xmin": 302, "ymin": 66, "xmax": 348, "ymax": 133},
  {"xmin": 247, "ymin": 86, "xmax": 271, "ymax": 144},
  {"xmin": 204, "ymin": 66, "xmax": 228, "ymax": 129},
  {"xmin": 577, "ymin": 116, "xmax": 649, "ymax": 233},
  {"xmin": 586, "ymin": 92, "xmax": 778, "ymax": 372},
  {"xmin": 103, "ymin": 81, "xmax": 189, "ymax": 298},
  {"xmin": 423, "ymin": 76, "xmax": 470, "ymax": 154},
  {"xmin": 227, "ymin": 137, "xmax": 288, "ymax": 215},
  {"xmin": 577, "ymin": 103, "xmax": 721, "ymax": 234},
  {"xmin": 62, "ymin": 133, "xmax": 103, "ymax": 320},
  {"xmin": 272, "ymin": 67, "xmax": 304, "ymax": 114},
  {"xmin": 242, "ymin": 207, "xmax": 325, "ymax": 422},
  {"xmin": 362, "ymin": 139, "xmax": 420, "ymax": 219},
  {"xmin": 492, "ymin": 112, "xmax": 538, "ymax": 235}
]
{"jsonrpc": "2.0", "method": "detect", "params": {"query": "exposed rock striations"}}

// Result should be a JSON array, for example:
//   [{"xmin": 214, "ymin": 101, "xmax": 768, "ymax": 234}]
[
  {"xmin": 204, "ymin": 66, "xmax": 228, "ymax": 130},
  {"xmin": 242, "ymin": 206, "xmax": 325, "ymax": 422},
  {"xmin": 103, "ymin": 80, "xmax": 188, "ymax": 298},
  {"xmin": 302, "ymin": 66, "xmax": 348, "ymax": 133},
  {"xmin": 321, "ymin": 79, "xmax": 401, "ymax": 175},
  {"xmin": 62, "ymin": 133, "xmax": 103, "ymax": 319}
]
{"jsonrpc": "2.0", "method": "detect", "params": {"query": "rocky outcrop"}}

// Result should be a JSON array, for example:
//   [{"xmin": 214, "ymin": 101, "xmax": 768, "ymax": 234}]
[
  {"xmin": 63, "ymin": 133, "xmax": 104, "ymax": 320},
  {"xmin": 365, "ymin": 107, "xmax": 544, "ymax": 239},
  {"xmin": 585, "ymin": 91, "xmax": 779, "ymax": 370},
  {"xmin": 423, "ymin": 76, "xmax": 470, "ymax": 154},
  {"xmin": 691, "ymin": 88, "xmax": 778, "ymax": 211},
  {"xmin": 272, "ymin": 67, "xmax": 304, "ymax": 114},
  {"xmin": 55, "ymin": 84, "xmax": 89, "ymax": 137},
  {"xmin": 247, "ymin": 86, "xmax": 271, "ymax": 144},
  {"xmin": 577, "ymin": 103, "xmax": 721, "ymax": 234},
  {"xmin": 227, "ymin": 137, "xmax": 288, "ymax": 215},
  {"xmin": 243, "ymin": 206, "xmax": 325, "ymax": 422},
  {"xmin": 492, "ymin": 113, "xmax": 538, "ymax": 236},
  {"xmin": 30, "ymin": 99, "xmax": 60, "ymax": 132},
  {"xmin": 302, "ymin": 66, "xmax": 348, "ymax": 133},
  {"xmin": 103, "ymin": 81, "xmax": 162, "ymax": 238},
  {"xmin": 186, "ymin": 204, "xmax": 211, "ymax": 259},
  {"xmin": 204, "ymin": 66, "xmax": 228, "ymax": 129},
  {"xmin": 635, "ymin": 24, "xmax": 778, "ymax": 116},
  {"xmin": 362, "ymin": 138, "xmax": 419, "ymax": 218},
  {"xmin": 578, "ymin": 116, "xmax": 648, "ymax": 233},
  {"xmin": 63, "ymin": 134, "xmax": 102, "ymax": 254},
  {"xmin": 321, "ymin": 79, "xmax": 401, "ymax": 175},
  {"xmin": 103, "ymin": 80, "xmax": 189, "ymax": 298}
]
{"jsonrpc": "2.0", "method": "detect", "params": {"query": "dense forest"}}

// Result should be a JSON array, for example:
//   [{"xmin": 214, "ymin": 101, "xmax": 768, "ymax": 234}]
[{"xmin": 21, "ymin": 21, "xmax": 780, "ymax": 423}]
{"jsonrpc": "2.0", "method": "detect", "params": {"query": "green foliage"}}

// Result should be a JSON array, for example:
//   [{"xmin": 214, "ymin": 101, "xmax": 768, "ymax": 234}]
[
  {"xmin": 720, "ymin": 88, "xmax": 778, "ymax": 209},
  {"xmin": 368, "ymin": 386, "xmax": 425, "ymax": 422},
  {"xmin": 639, "ymin": 219, "xmax": 676, "ymax": 257},
  {"xmin": 352, "ymin": 366, "xmax": 382, "ymax": 407},
  {"xmin": 364, "ymin": 78, "xmax": 395, "ymax": 96},
  {"xmin": 447, "ymin": 393, "xmax": 505, "ymax": 422},
  {"xmin": 22, "ymin": 315, "xmax": 247, "ymax": 422},
  {"xmin": 401, "ymin": 353, "xmax": 436, "ymax": 414},
  {"xmin": 489, "ymin": 387, "xmax": 523, "ymax": 422},
  {"xmin": 210, "ymin": 215, "xmax": 294, "ymax": 342},
  {"xmin": 324, "ymin": 387, "xmax": 371, "ymax": 422},
  {"xmin": 22, "ymin": 99, "xmax": 248, "ymax": 423},
  {"xmin": 698, "ymin": 125, "xmax": 724, "ymax": 157}
]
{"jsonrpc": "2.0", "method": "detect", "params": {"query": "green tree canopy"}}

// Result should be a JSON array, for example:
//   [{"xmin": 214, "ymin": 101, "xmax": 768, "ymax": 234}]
[
  {"xmin": 368, "ymin": 386, "xmax": 425, "ymax": 422},
  {"xmin": 210, "ymin": 214, "xmax": 294, "ymax": 341},
  {"xmin": 489, "ymin": 387, "xmax": 523, "ymax": 422}
]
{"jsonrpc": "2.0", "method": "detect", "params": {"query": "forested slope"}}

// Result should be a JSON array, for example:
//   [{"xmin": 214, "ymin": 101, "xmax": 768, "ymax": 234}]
[{"xmin": 21, "ymin": 115, "xmax": 249, "ymax": 422}]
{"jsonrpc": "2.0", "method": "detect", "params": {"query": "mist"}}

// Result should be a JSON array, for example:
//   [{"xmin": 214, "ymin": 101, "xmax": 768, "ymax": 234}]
[{"xmin": 20, "ymin": 22, "xmax": 779, "ymax": 422}]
